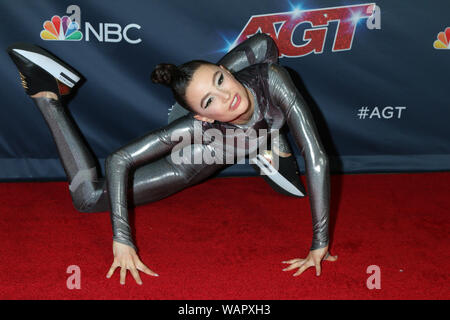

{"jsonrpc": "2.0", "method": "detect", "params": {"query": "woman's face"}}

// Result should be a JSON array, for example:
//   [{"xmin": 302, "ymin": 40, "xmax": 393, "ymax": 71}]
[{"xmin": 185, "ymin": 64, "xmax": 253, "ymax": 124}]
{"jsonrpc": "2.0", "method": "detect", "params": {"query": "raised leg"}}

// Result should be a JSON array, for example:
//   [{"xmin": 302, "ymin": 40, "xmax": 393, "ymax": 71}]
[
  {"xmin": 7, "ymin": 42, "xmax": 230, "ymax": 215},
  {"xmin": 31, "ymin": 96, "xmax": 105, "ymax": 211}
]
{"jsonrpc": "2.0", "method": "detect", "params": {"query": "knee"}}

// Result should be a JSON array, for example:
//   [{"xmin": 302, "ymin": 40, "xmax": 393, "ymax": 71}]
[
  {"xmin": 69, "ymin": 181, "xmax": 106, "ymax": 213},
  {"xmin": 71, "ymin": 196, "xmax": 91, "ymax": 213},
  {"xmin": 72, "ymin": 196, "xmax": 104, "ymax": 213},
  {"xmin": 70, "ymin": 191, "xmax": 95, "ymax": 213}
]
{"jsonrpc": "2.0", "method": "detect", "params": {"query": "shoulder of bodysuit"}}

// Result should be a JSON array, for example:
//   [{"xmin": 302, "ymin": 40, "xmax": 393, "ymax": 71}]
[
  {"xmin": 250, "ymin": 32, "xmax": 274, "ymax": 43},
  {"xmin": 168, "ymin": 113, "xmax": 199, "ymax": 132},
  {"xmin": 266, "ymin": 62, "xmax": 289, "ymax": 79}
]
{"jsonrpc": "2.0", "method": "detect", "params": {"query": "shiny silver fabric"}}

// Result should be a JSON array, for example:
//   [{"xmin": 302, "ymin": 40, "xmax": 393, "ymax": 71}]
[
  {"xmin": 29, "ymin": 33, "xmax": 329, "ymax": 252},
  {"xmin": 267, "ymin": 64, "xmax": 330, "ymax": 250},
  {"xmin": 109, "ymin": 61, "xmax": 330, "ymax": 251},
  {"xmin": 201, "ymin": 62, "xmax": 330, "ymax": 250},
  {"xmin": 169, "ymin": 33, "xmax": 279, "ymax": 123},
  {"xmin": 104, "ymin": 116, "xmax": 230, "ymax": 250},
  {"xmin": 169, "ymin": 33, "xmax": 292, "ymax": 156},
  {"xmin": 32, "ymin": 96, "xmax": 105, "ymax": 212},
  {"xmin": 217, "ymin": 33, "xmax": 279, "ymax": 73}
]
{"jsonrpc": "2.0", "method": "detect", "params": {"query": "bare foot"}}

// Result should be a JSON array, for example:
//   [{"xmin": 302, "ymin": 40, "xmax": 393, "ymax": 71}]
[{"xmin": 31, "ymin": 91, "xmax": 58, "ymax": 100}]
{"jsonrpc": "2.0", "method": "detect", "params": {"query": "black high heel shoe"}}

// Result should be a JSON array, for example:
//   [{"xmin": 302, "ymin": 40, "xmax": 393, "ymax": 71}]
[{"xmin": 7, "ymin": 43, "xmax": 81, "ymax": 98}]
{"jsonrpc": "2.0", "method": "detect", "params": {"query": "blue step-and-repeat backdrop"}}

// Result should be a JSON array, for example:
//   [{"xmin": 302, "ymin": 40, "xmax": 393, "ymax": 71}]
[{"xmin": 0, "ymin": 0, "xmax": 449, "ymax": 180}]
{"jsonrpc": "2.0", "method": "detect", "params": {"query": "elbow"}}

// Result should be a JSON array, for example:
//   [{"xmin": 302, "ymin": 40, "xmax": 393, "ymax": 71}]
[
  {"xmin": 318, "ymin": 153, "xmax": 329, "ymax": 168},
  {"xmin": 307, "ymin": 151, "xmax": 329, "ymax": 175}
]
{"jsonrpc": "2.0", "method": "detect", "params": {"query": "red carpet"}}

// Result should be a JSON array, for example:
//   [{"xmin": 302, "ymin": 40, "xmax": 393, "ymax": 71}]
[{"xmin": 0, "ymin": 172, "xmax": 449, "ymax": 300}]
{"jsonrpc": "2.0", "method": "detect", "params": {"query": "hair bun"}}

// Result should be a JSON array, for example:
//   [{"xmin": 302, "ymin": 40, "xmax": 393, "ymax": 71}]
[{"xmin": 151, "ymin": 63, "xmax": 179, "ymax": 86}]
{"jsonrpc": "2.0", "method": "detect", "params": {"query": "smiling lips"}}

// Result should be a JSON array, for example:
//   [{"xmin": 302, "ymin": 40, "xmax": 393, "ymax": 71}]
[{"xmin": 230, "ymin": 93, "xmax": 241, "ymax": 111}]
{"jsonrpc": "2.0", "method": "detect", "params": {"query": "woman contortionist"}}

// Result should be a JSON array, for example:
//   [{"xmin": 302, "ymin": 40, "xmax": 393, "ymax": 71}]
[{"xmin": 7, "ymin": 33, "xmax": 337, "ymax": 285}]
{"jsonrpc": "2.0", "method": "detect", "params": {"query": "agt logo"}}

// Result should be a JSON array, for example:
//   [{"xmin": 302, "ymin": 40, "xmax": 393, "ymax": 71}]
[
  {"xmin": 231, "ymin": 3, "xmax": 380, "ymax": 58},
  {"xmin": 40, "ymin": 5, "xmax": 141, "ymax": 44},
  {"xmin": 433, "ymin": 27, "xmax": 450, "ymax": 49}
]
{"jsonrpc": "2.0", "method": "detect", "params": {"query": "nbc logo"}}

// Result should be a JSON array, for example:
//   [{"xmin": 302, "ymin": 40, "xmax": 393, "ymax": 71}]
[
  {"xmin": 40, "ymin": 15, "xmax": 83, "ymax": 41},
  {"xmin": 39, "ymin": 5, "xmax": 141, "ymax": 44},
  {"xmin": 433, "ymin": 27, "xmax": 450, "ymax": 49}
]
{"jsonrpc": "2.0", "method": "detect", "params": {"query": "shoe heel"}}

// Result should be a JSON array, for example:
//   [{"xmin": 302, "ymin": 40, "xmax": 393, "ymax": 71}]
[{"xmin": 57, "ymin": 80, "xmax": 72, "ymax": 96}]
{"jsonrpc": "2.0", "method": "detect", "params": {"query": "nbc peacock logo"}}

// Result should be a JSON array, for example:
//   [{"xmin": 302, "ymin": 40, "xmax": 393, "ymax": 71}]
[
  {"xmin": 433, "ymin": 27, "xmax": 450, "ymax": 49},
  {"xmin": 40, "ymin": 15, "xmax": 83, "ymax": 41}
]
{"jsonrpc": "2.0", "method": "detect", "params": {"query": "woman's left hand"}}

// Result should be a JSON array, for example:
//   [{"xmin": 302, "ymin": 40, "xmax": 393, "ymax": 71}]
[{"xmin": 282, "ymin": 246, "xmax": 338, "ymax": 277}]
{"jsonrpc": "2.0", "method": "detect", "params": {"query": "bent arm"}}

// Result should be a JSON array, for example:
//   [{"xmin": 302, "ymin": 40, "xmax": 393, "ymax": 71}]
[
  {"xmin": 105, "ymin": 115, "xmax": 196, "ymax": 250},
  {"xmin": 217, "ymin": 33, "xmax": 279, "ymax": 72},
  {"xmin": 268, "ymin": 64, "xmax": 330, "ymax": 250}
]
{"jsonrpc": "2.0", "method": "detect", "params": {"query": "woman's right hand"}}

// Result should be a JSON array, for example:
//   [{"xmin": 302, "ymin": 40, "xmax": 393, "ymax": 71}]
[{"xmin": 106, "ymin": 240, "xmax": 159, "ymax": 285}]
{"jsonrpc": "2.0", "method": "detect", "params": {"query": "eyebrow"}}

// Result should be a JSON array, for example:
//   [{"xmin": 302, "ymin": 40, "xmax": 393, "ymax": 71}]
[{"xmin": 200, "ymin": 70, "xmax": 221, "ymax": 109}]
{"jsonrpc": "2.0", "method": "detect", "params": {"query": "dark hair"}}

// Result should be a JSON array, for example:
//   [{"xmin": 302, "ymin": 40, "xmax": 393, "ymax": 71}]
[{"xmin": 151, "ymin": 60, "xmax": 216, "ymax": 111}]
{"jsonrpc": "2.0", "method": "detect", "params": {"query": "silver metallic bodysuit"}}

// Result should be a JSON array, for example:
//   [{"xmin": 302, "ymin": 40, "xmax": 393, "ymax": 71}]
[{"xmin": 28, "ymin": 34, "xmax": 330, "ymax": 252}]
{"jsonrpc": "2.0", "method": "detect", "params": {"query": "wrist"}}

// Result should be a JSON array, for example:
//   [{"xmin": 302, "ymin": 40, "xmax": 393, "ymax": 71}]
[
  {"xmin": 310, "ymin": 240, "xmax": 328, "ymax": 251},
  {"xmin": 113, "ymin": 237, "xmax": 137, "ymax": 252}
]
